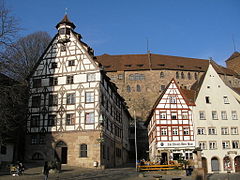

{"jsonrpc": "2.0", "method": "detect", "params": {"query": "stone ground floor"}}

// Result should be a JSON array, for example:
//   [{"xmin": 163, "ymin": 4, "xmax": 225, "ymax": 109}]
[{"xmin": 1, "ymin": 163, "xmax": 240, "ymax": 180}]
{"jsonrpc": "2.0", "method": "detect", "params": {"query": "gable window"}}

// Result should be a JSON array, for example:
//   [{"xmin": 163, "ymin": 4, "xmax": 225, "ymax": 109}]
[
  {"xmin": 232, "ymin": 111, "xmax": 238, "ymax": 120},
  {"xmin": 85, "ymin": 112, "xmax": 94, "ymax": 124},
  {"xmin": 199, "ymin": 141, "xmax": 207, "ymax": 150},
  {"xmin": 221, "ymin": 111, "xmax": 227, "ymax": 120},
  {"xmin": 51, "ymin": 62, "xmax": 57, "ymax": 69},
  {"xmin": 32, "ymin": 95, "xmax": 41, "ymax": 107},
  {"xmin": 60, "ymin": 44, "xmax": 66, "ymax": 51},
  {"xmin": 48, "ymin": 115, "xmax": 56, "ymax": 126},
  {"xmin": 172, "ymin": 128, "xmax": 178, "ymax": 135},
  {"xmin": 199, "ymin": 111, "xmax": 206, "ymax": 120},
  {"xmin": 208, "ymin": 127, "xmax": 217, "ymax": 135},
  {"xmin": 68, "ymin": 60, "xmax": 75, "ymax": 66},
  {"xmin": 183, "ymin": 127, "xmax": 189, "ymax": 135},
  {"xmin": 223, "ymin": 96, "xmax": 229, "ymax": 104},
  {"xmin": 87, "ymin": 73, "xmax": 96, "ymax": 82},
  {"xmin": 66, "ymin": 114, "xmax": 75, "ymax": 125},
  {"xmin": 231, "ymin": 127, "xmax": 238, "ymax": 135},
  {"xmin": 171, "ymin": 112, "xmax": 177, "ymax": 120},
  {"xmin": 212, "ymin": 111, "xmax": 218, "ymax": 120},
  {"xmin": 59, "ymin": 28, "xmax": 70, "ymax": 35},
  {"xmin": 66, "ymin": 93, "xmax": 75, "ymax": 104},
  {"xmin": 209, "ymin": 141, "xmax": 217, "ymax": 150},
  {"xmin": 221, "ymin": 127, "xmax": 229, "ymax": 135},
  {"xmin": 181, "ymin": 72, "xmax": 185, "ymax": 79},
  {"xmin": 188, "ymin": 72, "xmax": 191, "ymax": 80},
  {"xmin": 0, "ymin": 146, "xmax": 7, "ymax": 154},
  {"xmin": 160, "ymin": 72, "xmax": 164, "ymax": 78},
  {"xmin": 161, "ymin": 128, "xmax": 167, "ymax": 135},
  {"xmin": 136, "ymin": 84, "xmax": 141, "ymax": 92},
  {"xmin": 160, "ymin": 112, "xmax": 167, "ymax": 119},
  {"xmin": 232, "ymin": 141, "xmax": 239, "ymax": 149},
  {"xmin": 49, "ymin": 77, "xmax": 58, "ymax": 86},
  {"xmin": 197, "ymin": 128, "xmax": 205, "ymax": 135},
  {"xmin": 182, "ymin": 112, "xmax": 188, "ymax": 119},
  {"xmin": 205, "ymin": 96, "xmax": 211, "ymax": 104},
  {"xmin": 222, "ymin": 141, "xmax": 230, "ymax": 149},
  {"xmin": 169, "ymin": 96, "xmax": 177, "ymax": 103},
  {"xmin": 49, "ymin": 94, "xmax": 58, "ymax": 106},
  {"xmin": 160, "ymin": 85, "xmax": 165, "ymax": 91},
  {"xmin": 33, "ymin": 79, "xmax": 41, "ymax": 88},
  {"xmin": 66, "ymin": 75, "xmax": 74, "ymax": 84},
  {"xmin": 85, "ymin": 92, "xmax": 94, "ymax": 103},
  {"xmin": 176, "ymin": 72, "xmax": 179, "ymax": 79}
]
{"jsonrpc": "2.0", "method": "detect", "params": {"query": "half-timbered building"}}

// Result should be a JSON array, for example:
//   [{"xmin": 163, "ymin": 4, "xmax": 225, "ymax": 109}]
[
  {"xmin": 25, "ymin": 15, "xmax": 131, "ymax": 168},
  {"xmin": 146, "ymin": 79, "xmax": 195, "ymax": 164}
]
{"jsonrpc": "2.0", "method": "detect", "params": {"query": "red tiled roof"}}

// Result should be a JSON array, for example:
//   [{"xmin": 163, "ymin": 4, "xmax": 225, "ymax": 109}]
[
  {"xmin": 226, "ymin": 51, "xmax": 240, "ymax": 62},
  {"xmin": 96, "ymin": 53, "xmax": 238, "ymax": 76},
  {"xmin": 56, "ymin": 15, "xmax": 76, "ymax": 29}
]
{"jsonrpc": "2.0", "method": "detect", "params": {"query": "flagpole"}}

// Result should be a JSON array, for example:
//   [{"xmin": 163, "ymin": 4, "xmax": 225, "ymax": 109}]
[{"xmin": 134, "ymin": 110, "xmax": 138, "ymax": 171}]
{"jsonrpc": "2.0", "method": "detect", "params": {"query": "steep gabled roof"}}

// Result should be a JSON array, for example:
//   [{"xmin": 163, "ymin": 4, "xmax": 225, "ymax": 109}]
[
  {"xmin": 145, "ymin": 78, "xmax": 196, "ymax": 126},
  {"xmin": 96, "ymin": 53, "xmax": 238, "ymax": 76},
  {"xmin": 226, "ymin": 51, "xmax": 240, "ymax": 62},
  {"xmin": 56, "ymin": 15, "xmax": 76, "ymax": 29}
]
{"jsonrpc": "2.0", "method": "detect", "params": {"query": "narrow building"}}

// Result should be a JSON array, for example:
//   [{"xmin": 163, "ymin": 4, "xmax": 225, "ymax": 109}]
[{"xmin": 25, "ymin": 15, "xmax": 131, "ymax": 168}]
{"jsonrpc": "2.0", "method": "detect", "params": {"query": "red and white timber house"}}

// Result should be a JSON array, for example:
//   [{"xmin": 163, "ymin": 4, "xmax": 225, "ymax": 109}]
[{"xmin": 146, "ymin": 79, "xmax": 195, "ymax": 164}]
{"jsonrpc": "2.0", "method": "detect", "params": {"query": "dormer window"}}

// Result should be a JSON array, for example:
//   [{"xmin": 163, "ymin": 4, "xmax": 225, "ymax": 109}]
[{"xmin": 59, "ymin": 28, "xmax": 70, "ymax": 35}]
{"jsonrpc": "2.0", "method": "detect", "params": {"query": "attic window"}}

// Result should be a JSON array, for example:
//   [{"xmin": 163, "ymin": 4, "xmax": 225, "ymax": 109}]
[
  {"xmin": 59, "ymin": 28, "xmax": 70, "ymax": 35},
  {"xmin": 195, "ymin": 66, "xmax": 202, "ymax": 69},
  {"xmin": 125, "ymin": 64, "xmax": 132, "ymax": 67},
  {"xmin": 158, "ymin": 64, "xmax": 165, "ymax": 66},
  {"xmin": 178, "ymin": 65, "xmax": 184, "ymax": 68},
  {"xmin": 136, "ymin": 64, "xmax": 144, "ymax": 67}
]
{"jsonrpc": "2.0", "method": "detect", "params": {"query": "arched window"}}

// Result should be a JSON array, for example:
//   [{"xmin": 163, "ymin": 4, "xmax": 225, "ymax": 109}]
[
  {"xmin": 194, "ymin": 72, "xmax": 198, "ymax": 80},
  {"xmin": 32, "ymin": 152, "xmax": 44, "ymax": 160},
  {"xmin": 160, "ymin": 72, "xmax": 164, "ymax": 78},
  {"xmin": 136, "ymin": 85, "xmax": 141, "ymax": 92},
  {"xmin": 181, "ymin": 72, "xmax": 185, "ymax": 79},
  {"xmin": 126, "ymin": 85, "xmax": 131, "ymax": 92},
  {"xmin": 176, "ymin": 72, "xmax": 179, "ymax": 79},
  {"xmin": 80, "ymin": 144, "xmax": 87, "ymax": 157},
  {"xmin": 188, "ymin": 72, "xmax": 191, "ymax": 80},
  {"xmin": 211, "ymin": 157, "xmax": 220, "ymax": 171}
]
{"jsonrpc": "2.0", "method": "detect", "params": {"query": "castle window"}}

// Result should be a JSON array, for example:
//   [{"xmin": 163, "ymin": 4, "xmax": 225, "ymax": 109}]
[
  {"xmin": 32, "ymin": 152, "xmax": 44, "ymax": 160},
  {"xmin": 85, "ymin": 92, "xmax": 94, "ymax": 103},
  {"xmin": 126, "ymin": 85, "xmax": 131, "ymax": 92},
  {"xmin": 66, "ymin": 93, "xmax": 75, "ymax": 104},
  {"xmin": 33, "ymin": 79, "xmax": 41, "ymax": 88},
  {"xmin": 31, "ymin": 116, "xmax": 40, "ymax": 127},
  {"xmin": 66, "ymin": 113, "xmax": 75, "ymax": 125},
  {"xmin": 188, "ymin": 72, "xmax": 191, "ymax": 80},
  {"xmin": 68, "ymin": 60, "xmax": 75, "ymax": 66},
  {"xmin": 87, "ymin": 73, "xmax": 96, "ymax": 82},
  {"xmin": 160, "ymin": 72, "xmax": 164, "ymax": 78},
  {"xmin": 136, "ymin": 84, "xmax": 141, "ymax": 92},
  {"xmin": 51, "ymin": 62, "xmax": 57, "ymax": 69},
  {"xmin": 49, "ymin": 77, "xmax": 58, "ymax": 86},
  {"xmin": 49, "ymin": 94, "xmax": 58, "ymax": 106},
  {"xmin": 181, "ymin": 72, "xmax": 185, "ymax": 79},
  {"xmin": 85, "ymin": 112, "xmax": 95, "ymax": 124},
  {"xmin": 176, "ymin": 72, "xmax": 179, "ymax": 79},
  {"xmin": 232, "ymin": 111, "xmax": 238, "ymax": 120},
  {"xmin": 66, "ymin": 75, "xmax": 74, "ymax": 84},
  {"xmin": 80, "ymin": 144, "xmax": 87, "ymax": 157},
  {"xmin": 48, "ymin": 115, "xmax": 56, "ymax": 126},
  {"xmin": 32, "ymin": 96, "xmax": 41, "ymax": 107}
]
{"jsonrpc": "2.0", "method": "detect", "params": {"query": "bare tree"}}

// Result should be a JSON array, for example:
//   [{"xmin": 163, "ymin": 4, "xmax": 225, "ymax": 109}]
[
  {"xmin": 0, "ymin": 0, "xmax": 19, "ymax": 48},
  {"xmin": 1, "ymin": 31, "xmax": 51, "ymax": 82}
]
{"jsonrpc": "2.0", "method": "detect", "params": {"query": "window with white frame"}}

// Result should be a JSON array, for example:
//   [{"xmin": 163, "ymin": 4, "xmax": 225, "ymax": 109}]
[
  {"xmin": 212, "ymin": 111, "xmax": 218, "ymax": 120},
  {"xmin": 160, "ymin": 112, "xmax": 167, "ymax": 119},
  {"xmin": 231, "ymin": 127, "xmax": 238, "ymax": 135},
  {"xmin": 222, "ymin": 141, "xmax": 230, "ymax": 149},
  {"xmin": 85, "ymin": 92, "xmax": 94, "ymax": 103},
  {"xmin": 221, "ymin": 111, "xmax": 227, "ymax": 120},
  {"xmin": 232, "ymin": 111, "xmax": 238, "ymax": 120},
  {"xmin": 172, "ymin": 128, "xmax": 178, "ymax": 135},
  {"xmin": 183, "ymin": 127, "xmax": 189, "ymax": 135},
  {"xmin": 66, "ymin": 93, "xmax": 75, "ymax": 104},
  {"xmin": 68, "ymin": 60, "xmax": 75, "ymax": 66},
  {"xmin": 199, "ymin": 141, "xmax": 207, "ymax": 150},
  {"xmin": 87, "ymin": 73, "xmax": 96, "ymax": 82},
  {"xmin": 85, "ymin": 112, "xmax": 95, "ymax": 124},
  {"xmin": 223, "ymin": 96, "xmax": 229, "ymax": 104},
  {"xmin": 232, "ymin": 141, "xmax": 239, "ymax": 149},
  {"xmin": 66, "ymin": 114, "xmax": 75, "ymax": 125},
  {"xmin": 208, "ymin": 127, "xmax": 217, "ymax": 135},
  {"xmin": 66, "ymin": 75, "xmax": 74, "ymax": 84},
  {"xmin": 197, "ymin": 128, "xmax": 205, "ymax": 135},
  {"xmin": 221, "ymin": 127, "xmax": 229, "ymax": 135},
  {"xmin": 169, "ymin": 96, "xmax": 177, "ymax": 103},
  {"xmin": 171, "ymin": 112, "xmax": 177, "ymax": 120},
  {"xmin": 185, "ymin": 153, "xmax": 193, "ymax": 160},
  {"xmin": 209, "ymin": 141, "xmax": 217, "ymax": 150},
  {"xmin": 182, "ymin": 112, "xmax": 188, "ymax": 119},
  {"xmin": 199, "ymin": 111, "xmax": 206, "ymax": 120},
  {"xmin": 161, "ymin": 128, "xmax": 167, "ymax": 135}
]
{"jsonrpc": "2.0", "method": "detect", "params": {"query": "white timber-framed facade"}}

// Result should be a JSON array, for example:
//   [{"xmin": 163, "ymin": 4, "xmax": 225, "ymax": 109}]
[{"xmin": 25, "ymin": 15, "xmax": 131, "ymax": 168}]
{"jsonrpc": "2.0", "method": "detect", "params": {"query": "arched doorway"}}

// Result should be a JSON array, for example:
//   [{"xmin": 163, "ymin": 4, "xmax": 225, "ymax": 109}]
[
  {"xmin": 223, "ymin": 156, "xmax": 232, "ymax": 171},
  {"xmin": 211, "ymin": 157, "xmax": 220, "ymax": 172},
  {"xmin": 55, "ymin": 141, "xmax": 68, "ymax": 164},
  {"xmin": 202, "ymin": 157, "xmax": 208, "ymax": 174},
  {"xmin": 234, "ymin": 156, "xmax": 240, "ymax": 172}
]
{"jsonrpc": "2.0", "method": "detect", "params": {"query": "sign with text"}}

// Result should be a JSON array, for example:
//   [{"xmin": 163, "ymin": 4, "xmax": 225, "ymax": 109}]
[{"xmin": 157, "ymin": 141, "xmax": 195, "ymax": 148}]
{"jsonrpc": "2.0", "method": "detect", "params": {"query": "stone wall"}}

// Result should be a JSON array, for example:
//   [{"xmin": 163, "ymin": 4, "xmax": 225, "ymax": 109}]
[{"xmin": 226, "ymin": 56, "xmax": 240, "ymax": 75}]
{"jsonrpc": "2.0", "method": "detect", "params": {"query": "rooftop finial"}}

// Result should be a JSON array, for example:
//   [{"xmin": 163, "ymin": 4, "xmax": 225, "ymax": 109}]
[{"xmin": 65, "ymin": 8, "xmax": 68, "ymax": 15}]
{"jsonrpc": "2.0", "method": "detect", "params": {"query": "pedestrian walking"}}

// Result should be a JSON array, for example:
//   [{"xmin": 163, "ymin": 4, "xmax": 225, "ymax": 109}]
[{"xmin": 43, "ymin": 161, "xmax": 49, "ymax": 180}]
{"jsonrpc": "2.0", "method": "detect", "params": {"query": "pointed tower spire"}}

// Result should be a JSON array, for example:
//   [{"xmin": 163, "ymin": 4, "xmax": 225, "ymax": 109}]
[{"xmin": 56, "ymin": 14, "xmax": 76, "ymax": 30}]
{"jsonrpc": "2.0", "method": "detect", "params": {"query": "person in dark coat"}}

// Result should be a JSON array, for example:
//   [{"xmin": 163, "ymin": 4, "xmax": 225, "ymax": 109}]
[{"xmin": 43, "ymin": 161, "xmax": 49, "ymax": 180}]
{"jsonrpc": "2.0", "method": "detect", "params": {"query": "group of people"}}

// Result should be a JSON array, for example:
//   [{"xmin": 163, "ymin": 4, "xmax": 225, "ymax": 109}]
[{"xmin": 10, "ymin": 162, "xmax": 24, "ymax": 176}]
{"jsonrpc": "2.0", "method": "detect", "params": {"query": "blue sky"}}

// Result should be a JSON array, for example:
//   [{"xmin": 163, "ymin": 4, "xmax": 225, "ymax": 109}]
[{"xmin": 7, "ymin": 0, "xmax": 240, "ymax": 66}]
